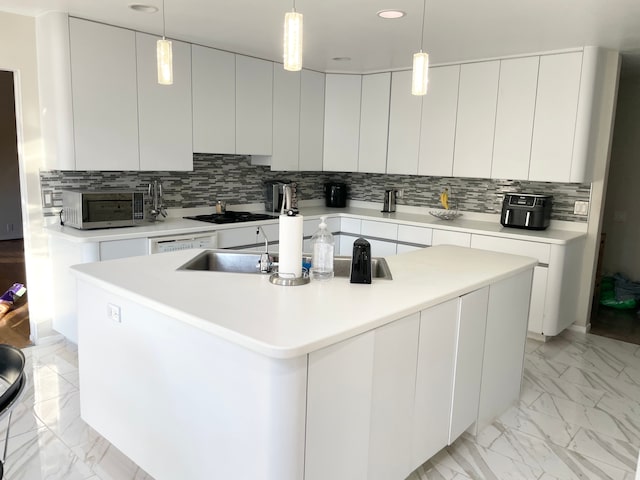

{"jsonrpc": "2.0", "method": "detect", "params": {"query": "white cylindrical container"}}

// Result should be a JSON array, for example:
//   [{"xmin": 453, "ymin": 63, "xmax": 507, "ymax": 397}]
[{"xmin": 278, "ymin": 214, "xmax": 303, "ymax": 278}]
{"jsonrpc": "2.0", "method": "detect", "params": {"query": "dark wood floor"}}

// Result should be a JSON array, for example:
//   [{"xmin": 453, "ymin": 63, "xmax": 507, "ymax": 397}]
[
  {"xmin": 0, "ymin": 239, "xmax": 31, "ymax": 348},
  {"xmin": 591, "ymin": 304, "xmax": 640, "ymax": 345}
]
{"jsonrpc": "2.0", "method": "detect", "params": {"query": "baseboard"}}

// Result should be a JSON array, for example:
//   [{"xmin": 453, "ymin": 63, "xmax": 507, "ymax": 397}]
[
  {"xmin": 526, "ymin": 331, "xmax": 548, "ymax": 342},
  {"xmin": 567, "ymin": 323, "xmax": 591, "ymax": 334}
]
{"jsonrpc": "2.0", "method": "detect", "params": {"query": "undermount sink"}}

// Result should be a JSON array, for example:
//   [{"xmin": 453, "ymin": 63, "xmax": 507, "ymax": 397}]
[{"xmin": 177, "ymin": 250, "xmax": 393, "ymax": 280}]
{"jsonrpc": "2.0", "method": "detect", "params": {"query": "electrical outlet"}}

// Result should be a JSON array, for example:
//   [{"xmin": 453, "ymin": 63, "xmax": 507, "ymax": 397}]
[
  {"xmin": 573, "ymin": 201, "xmax": 589, "ymax": 216},
  {"xmin": 42, "ymin": 190, "xmax": 53, "ymax": 208},
  {"xmin": 108, "ymin": 303, "xmax": 121, "ymax": 323}
]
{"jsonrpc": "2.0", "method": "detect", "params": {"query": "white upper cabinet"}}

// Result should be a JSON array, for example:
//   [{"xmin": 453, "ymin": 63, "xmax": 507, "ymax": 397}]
[
  {"xmin": 358, "ymin": 73, "xmax": 391, "ymax": 173},
  {"xmin": 529, "ymin": 52, "xmax": 583, "ymax": 182},
  {"xmin": 387, "ymin": 70, "xmax": 422, "ymax": 175},
  {"xmin": 236, "ymin": 56, "xmax": 273, "ymax": 156},
  {"xmin": 272, "ymin": 68, "xmax": 301, "ymax": 171},
  {"xmin": 491, "ymin": 56, "xmax": 539, "ymax": 180},
  {"xmin": 192, "ymin": 46, "xmax": 236, "ymax": 154},
  {"xmin": 418, "ymin": 65, "xmax": 460, "ymax": 177},
  {"xmin": 299, "ymin": 70, "xmax": 325, "ymax": 171},
  {"xmin": 323, "ymin": 74, "xmax": 362, "ymax": 172},
  {"xmin": 136, "ymin": 32, "xmax": 193, "ymax": 171},
  {"xmin": 453, "ymin": 61, "xmax": 500, "ymax": 178},
  {"xmin": 69, "ymin": 19, "xmax": 139, "ymax": 171}
]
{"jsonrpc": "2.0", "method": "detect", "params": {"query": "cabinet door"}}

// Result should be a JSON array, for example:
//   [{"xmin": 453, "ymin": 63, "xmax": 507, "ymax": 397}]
[
  {"xmin": 136, "ymin": 32, "xmax": 193, "ymax": 171},
  {"xmin": 360, "ymin": 220, "xmax": 398, "ymax": 241},
  {"xmin": 368, "ymin": 314, "xmax": 420, "ymax": 480},
  {"xmin": 397, "ymin": 225, "xmax": 433, "ymax": 247},
  {"xmin": 412, "ymin": 299, "xmax": 458, "ymax": 466},
  {"xmin": 528, "ymin": 266, "xmax": 548, "ymax": 334},
  {"xmin": 217, "ymin": 226, "xmax": 258, "ymax": 249},
  {"xmin": 99, "ymin": 238, "xmax": 149, "ymax": 261},
  {"xmin": 339, "ymin": 234, "xmax": 359, "ymax": 258},
  {"xmin": 272, "ymin": 68, "xmax": 301, "ymax": 171},
  {"xmin": 478, "ymin": 270, "xmax": 532, "ymax": 430},
  {"xmin": 299, "ymin": 70, "xmax": 325, "ymax": 171},
  {"xmin": 367, "ymin": 239, "xmax": 397, "ymax": 257},
  {"xmin": 449, "ymin": 287, "xmax": 489, "ymax": 443},
  {"xmin": 69, "ymin": 19, "xmax": 139, "ymax": 171},
  {"xmin": 418, "ymin": 65, "xmax": 460, "ymax": 177},
  {"xmin": 236, "ymin": 55, "xmax": 273, "ymax": 155},
  {"xmin": 529, "ymin": 52, "xmax": 583, "ymax": 182},
  {"xmin": 387, "ymin": 70, "xmax": 422, "ymax": 175},
  {"xmin": 192, "ymin": 46, "xmax": 236, "ymax": 154},
  {"xmin": 323, "ymin": 74, "xmax": 361, "ymax": 172},
  {"xmin": 491, "ymin": 56, "xmax": 539, "ymax": 180},
  {"xmin": 453, "ymin": 61, "xmax": 500, "ymax": 178},
  {"xmin": 358, "ymin": 73, "xmax": 391, "ymax": 173},
  {"xmin": 432, "ymin": 230, "xmax": 471, "ymax": 247},
  {"xmin": 306, "ymin": 332, "xmax": 375, "ymax": 480}
]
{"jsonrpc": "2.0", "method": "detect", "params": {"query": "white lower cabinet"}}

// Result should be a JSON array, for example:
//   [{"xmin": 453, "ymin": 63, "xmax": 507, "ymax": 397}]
[
  {"xmin": 432, "ymin": 229, "xmax": 472, "ymax": 247},
  {"xmin": 99, "ymin": 238, "xmax": 149, "ymax": 261},
  {"xmin": 412, "ymin": 299, "xmax": 458, "ymax": 465},
  {"xmin": 449, "ymin": 287, "xmax": 489, "ymax": 443}
]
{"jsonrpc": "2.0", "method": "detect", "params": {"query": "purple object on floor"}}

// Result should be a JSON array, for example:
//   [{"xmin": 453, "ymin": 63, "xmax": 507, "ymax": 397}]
[{"xmin": 0, "ymin": 284, "xmax": 26, "ymax": 303}]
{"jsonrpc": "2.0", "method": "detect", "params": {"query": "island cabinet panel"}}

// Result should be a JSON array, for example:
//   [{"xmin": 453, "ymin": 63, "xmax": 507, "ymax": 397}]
[
  {"xmin": 136, "ymin": 32, "xmax": 193, "ymax": 171},
  {"xmin": 323, "ymin": 74, "xmax": 362, "ymax": 172},
  {"xmin": 272, "ymin": 68, "xmax": 301, "ymax": 171},
  {"xmin": 305, "ymin": 332, "xmax": 375, "ymax": 480},
  {"xmin": 192, "ymin": 45, "xmax": 236, "ymax": 154},
  {"xmin": 69, "ymin": 18, "xmax": 139, "ymax": 171},
  {"xmin": 236, "ymin": 55, "xmax": 273, "ymax": 155},
  {"xmin": 529, "ymin": 52, "xmax": 583, "ymax": 182},
  {"xmin": 299, "ymin": 69, "xmax": 325, "ymax": 171},
  {"xmin": 412, "ymin": 299, "xmax": 458, "ymax": 467},
  {"xmin": 368, "ymin": 314, "xmax": 420, "ymax": 480},
  {"xmin": 418, "ymin": 65, "xmax": 460, "ymax": 177},
  {"xmin": 491, "ymin": 56, "xmax": 539, "ymax": 180},
  {"xmin": 477, "ymin": 270, "xmax": 532, "ymax": 431},
  {"xmin": 452, "ymin": 61, "xmax": 500, "ymax": 178},
  {"xmin": 358, "ymin": 72, "xmax": 391, "ymax": 173},
  {"xmin": 99, "ymin": 238, "xmax": 148, "ymax": 261},
  {"xmin": 387, "ymin": 70, "xmax": 422, "ymax": 175},
  {"xmin": 449, "ymin": 286, "xmax": 489, "ymax": 443},
  {"xmin": 78, "ymin": 282, "xmax": 307, "ymax": 480}
]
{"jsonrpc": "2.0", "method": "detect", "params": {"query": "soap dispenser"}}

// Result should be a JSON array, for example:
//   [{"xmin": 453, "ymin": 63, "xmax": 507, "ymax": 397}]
[
  {"xmin": 310, "ymin": 216, "xmax": 334, "ymax": 281},
  {"xmin": 350, "ymin": 238, "xmax": 372, "ymax": 284}
]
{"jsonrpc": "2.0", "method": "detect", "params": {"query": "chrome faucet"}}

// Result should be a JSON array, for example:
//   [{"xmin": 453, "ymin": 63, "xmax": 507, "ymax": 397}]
[{"xmin": 256, "ymin": 226, "xmax": 274, "ymax": 273}]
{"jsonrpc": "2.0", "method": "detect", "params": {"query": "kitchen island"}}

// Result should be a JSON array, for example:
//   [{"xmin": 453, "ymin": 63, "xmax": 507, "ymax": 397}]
[{"xmin": 71, "ymin": 245, "xmax": 536, "ymax": 480}]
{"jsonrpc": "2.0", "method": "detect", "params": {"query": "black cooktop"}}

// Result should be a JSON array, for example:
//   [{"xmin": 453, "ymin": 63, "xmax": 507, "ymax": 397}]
[{"xmin": 184, "ymin": 211, "xmax": 277, "ymax": 224}]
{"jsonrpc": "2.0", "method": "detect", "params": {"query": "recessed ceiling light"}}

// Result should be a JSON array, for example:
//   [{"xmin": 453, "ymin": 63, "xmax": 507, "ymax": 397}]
[
  {"xmin": 377, "ymin": 9, "xmax": 406, "ymax": 19},
  {"xmin": 129, "ymin": 4, "xmax": 159, "ymax": 14},
  {"xmin": 331, "ymin": 57, "xmax": 352, "ymax": 62}
]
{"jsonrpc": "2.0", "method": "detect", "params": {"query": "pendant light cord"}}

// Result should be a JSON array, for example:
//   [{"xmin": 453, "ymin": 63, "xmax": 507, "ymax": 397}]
[
  {"xmin": 162, "ymin": 0, "xmax": 167, "ymax": 39},
  {"xmin": 419, "ymin": 0, "xmax": 426, "ymax": 51}
]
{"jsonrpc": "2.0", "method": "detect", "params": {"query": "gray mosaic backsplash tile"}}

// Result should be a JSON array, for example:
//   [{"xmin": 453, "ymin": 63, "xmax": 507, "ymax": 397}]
[{"xmin": 39, "ymin": 154, "xmax": 590, "ymax": 222}]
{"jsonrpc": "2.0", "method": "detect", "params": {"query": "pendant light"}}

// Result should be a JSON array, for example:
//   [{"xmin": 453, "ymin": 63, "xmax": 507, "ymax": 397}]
[
  {"xmin": 157, "ymin": 0, "xmax": 173, "ymax": 85},
  {"xmin": 283, "ymin": 0, "xmax": 303, "ymax": 71},
  {"xmin": 411, "ymin": 0, "xmax": 429, "ymax": 95}
]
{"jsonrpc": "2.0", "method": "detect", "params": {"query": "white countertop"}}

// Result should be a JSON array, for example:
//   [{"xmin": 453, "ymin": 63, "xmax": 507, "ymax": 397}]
[
  {"xmin": 71, "ymin": 245, "xmax": 537, "ymax": 359},
  {"xmin": 47, "ymin": 205, "xmax": 585, "ymax": 245}
]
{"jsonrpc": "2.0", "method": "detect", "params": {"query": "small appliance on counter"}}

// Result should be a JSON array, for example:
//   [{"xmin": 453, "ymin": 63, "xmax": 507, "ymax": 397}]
[
  {"xmin": 324, "ymin": 182, "xmax": 347, "ymax": 208},
  {"xmin": 264, "ymin": 180, "xmax": 297, "ymax": 213},
  {"xmin": 148, "ymin": 179, "xmax": 167, "ymax": 222},
  {"xmin": 61, "ymin": 189, "xmax": 144, "ymax": 230},
  {"xmin": 350, "ymin": 238, "xmax": 372, "ymax": 284},
  {"xmin": 382, "ymin": 189, "xmax": 397, "ymax": 213},
  {"xmin": 500, "ymin": 193, "xmax": 552, "ymax": 230}
]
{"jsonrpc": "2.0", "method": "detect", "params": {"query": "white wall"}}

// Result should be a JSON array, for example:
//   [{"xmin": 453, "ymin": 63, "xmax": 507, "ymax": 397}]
[
  {"xmin": 0, "ymin": 11, "xmax": 51, "ymax": 341},
  {"xmin": 0, "ymin": 70, "xmax": 23, "ymax": 240},
  {"xmin": 601, "ymin": 72, "xmax": 640, "ymax": 279}
]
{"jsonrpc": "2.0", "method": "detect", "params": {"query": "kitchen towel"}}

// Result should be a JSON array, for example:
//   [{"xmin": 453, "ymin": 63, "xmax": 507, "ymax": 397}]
[{"xmin": 278, "ymin": 214, "xmax": 303, "ymax": 278}]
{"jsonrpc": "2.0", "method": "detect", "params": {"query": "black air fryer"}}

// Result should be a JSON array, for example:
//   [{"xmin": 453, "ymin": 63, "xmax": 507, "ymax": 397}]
[
  {"xmin": 500, "ymin": 194, "xmax": 552, "ymax": 230},
  {"xmin": 324, "ymin": 182, "xmax": 347, "ymax": 208}
]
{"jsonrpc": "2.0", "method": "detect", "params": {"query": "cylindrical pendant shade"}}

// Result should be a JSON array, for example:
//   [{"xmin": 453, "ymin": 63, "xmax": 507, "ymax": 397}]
[
  {"xmin": 283, "ymin": 11, "xmax": 303, "ymax": 71},
  {"xmin": 411, "ymin": 51, "xmax": 429, "ymax": 96},
  {"xmin": 157, "ymin": 38, "xmax": 173, "ymax": 85}
]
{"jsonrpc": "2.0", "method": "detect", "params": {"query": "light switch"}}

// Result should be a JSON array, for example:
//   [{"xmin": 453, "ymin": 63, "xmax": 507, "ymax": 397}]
[{"xmin": 108, "ymin": 303, "xmax": 121, "ymax": 323}]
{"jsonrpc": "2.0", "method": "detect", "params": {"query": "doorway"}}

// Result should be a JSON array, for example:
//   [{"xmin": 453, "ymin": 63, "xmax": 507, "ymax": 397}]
[{"xmin": 0, "ymin": 70, "xmax": 31, "ymax": 348}]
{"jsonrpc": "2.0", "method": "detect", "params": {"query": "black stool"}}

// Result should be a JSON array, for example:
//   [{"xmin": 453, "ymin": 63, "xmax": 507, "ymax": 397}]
[{"xmin": 0, "ymin": 345, "xmax": 26, "ymax": 479}]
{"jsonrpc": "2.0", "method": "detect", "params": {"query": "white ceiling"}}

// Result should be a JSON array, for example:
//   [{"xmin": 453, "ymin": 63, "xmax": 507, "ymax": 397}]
[{"xmin": 2, "ymin": 0, "xmax": 640, "ymax": 73}]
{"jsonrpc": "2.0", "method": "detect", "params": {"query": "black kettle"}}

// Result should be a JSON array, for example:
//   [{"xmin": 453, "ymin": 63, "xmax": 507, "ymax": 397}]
[{"xmin": 350, "ymin": 238, "xmax": 372, "ymax": 284}]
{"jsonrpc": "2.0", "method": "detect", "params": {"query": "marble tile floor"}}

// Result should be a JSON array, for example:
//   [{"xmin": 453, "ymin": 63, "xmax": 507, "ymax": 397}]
[{"xmin": 3, "ymin": 329, "xmax": 640, "ymax": 479}]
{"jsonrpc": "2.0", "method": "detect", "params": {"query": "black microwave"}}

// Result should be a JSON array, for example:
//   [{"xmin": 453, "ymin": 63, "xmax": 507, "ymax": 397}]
[{"xmin": 61, "ymin": 189, "xmax": 145, "ymax": 229}]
